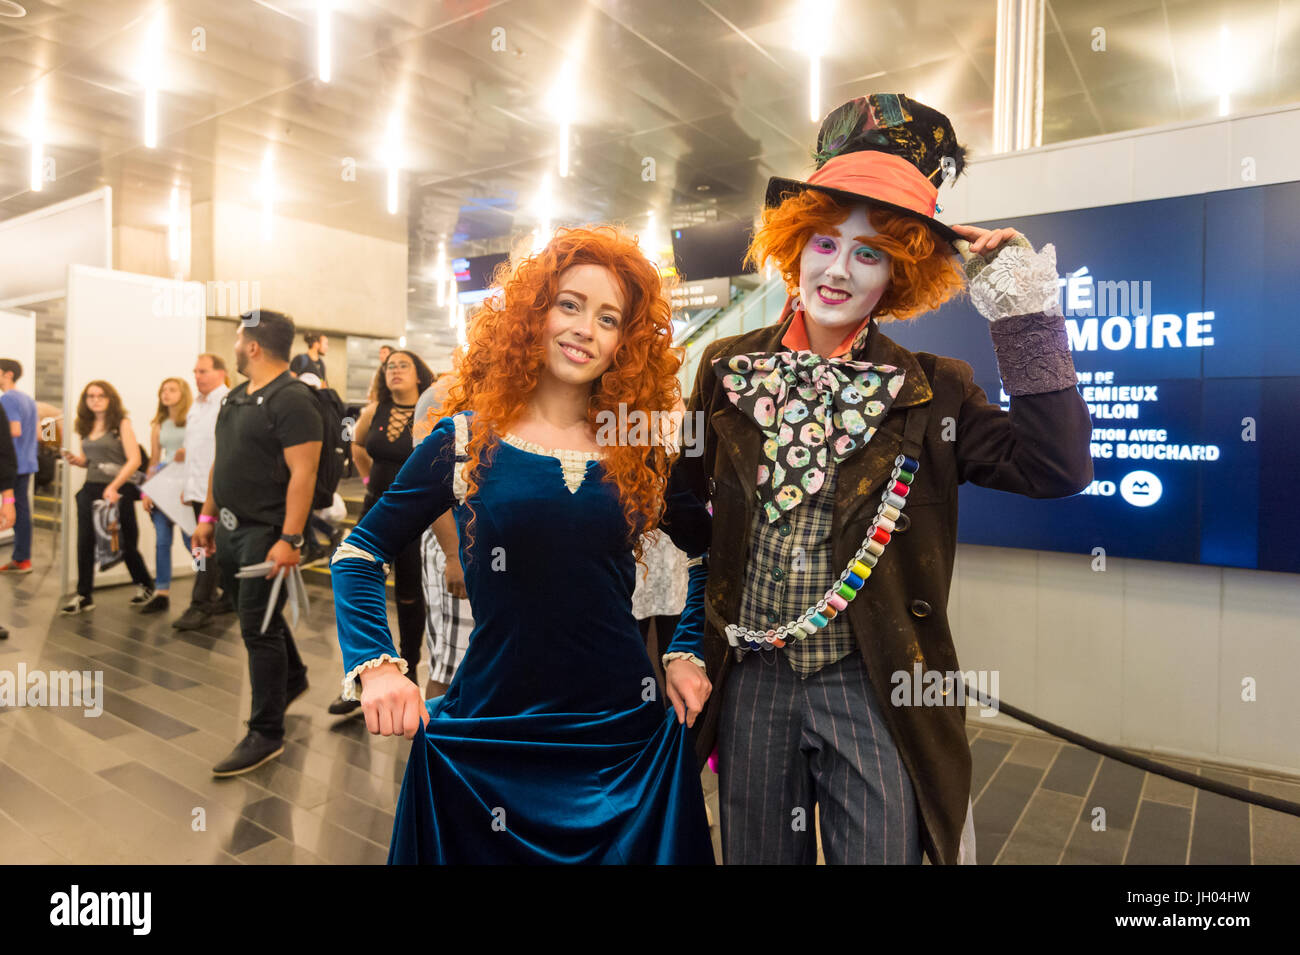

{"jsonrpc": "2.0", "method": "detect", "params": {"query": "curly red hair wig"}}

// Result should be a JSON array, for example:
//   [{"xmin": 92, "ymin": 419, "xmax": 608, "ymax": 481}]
[
  {"xmin": 435, "ymin": 225, "xmax": 681, "ymax": 563},
  {"xmin": 745, "ymin": 188, "xmax": 966, "ymax": 322}
]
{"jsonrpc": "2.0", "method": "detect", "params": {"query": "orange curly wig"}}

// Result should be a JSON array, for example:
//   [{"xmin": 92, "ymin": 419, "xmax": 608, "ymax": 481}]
[
  {"xmin": 744, "ymin": 188, "xmax": 966, "ymax": 321},
  {"xmin": 434, "ymin": 225, "xmax": 681, "ymax": 564}
]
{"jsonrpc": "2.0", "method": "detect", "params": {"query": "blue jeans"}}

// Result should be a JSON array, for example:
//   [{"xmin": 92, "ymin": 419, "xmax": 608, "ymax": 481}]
[
  {"xmin": 11, "ymin": 472, "xmax": 32, "ymax": 562},
  {"xmin": 150, "ymin": 506, "xmax": 192, "ymax": 590}
]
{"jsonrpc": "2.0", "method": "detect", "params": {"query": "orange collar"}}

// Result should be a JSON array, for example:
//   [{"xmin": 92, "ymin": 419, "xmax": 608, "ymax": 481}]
[{"xmin": 781, "ymin": 306, "xmax": 871, "ymax": 358}]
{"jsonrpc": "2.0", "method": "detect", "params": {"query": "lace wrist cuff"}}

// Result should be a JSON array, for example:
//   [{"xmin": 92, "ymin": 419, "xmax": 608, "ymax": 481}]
[
  {"xmin": 989, "ymin": 310, "xmax": 1080, "ymax": 396},
  {"xmin": 662, "ymin": 651, "xmax": 706, "ymax": 671},
  {"xmin": 341, "ymin": 654, "xmax": 409, "ymax": 701},
  {"xmin": 966, "ymin": 239, "xmax": 1063, "ymax": 323}
]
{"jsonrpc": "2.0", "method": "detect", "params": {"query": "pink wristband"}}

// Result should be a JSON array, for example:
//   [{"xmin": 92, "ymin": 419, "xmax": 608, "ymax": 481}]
[
  {"xmin": 2, "ymin": 496, "xmax": 13, "ymax": 504},
  {"xmin": 198, "ymin": 514, "xmax": 216, "ymax": 524},
  {"xmin": 362, "ymin": 476, "xmax": 370, "ymax": 485}
]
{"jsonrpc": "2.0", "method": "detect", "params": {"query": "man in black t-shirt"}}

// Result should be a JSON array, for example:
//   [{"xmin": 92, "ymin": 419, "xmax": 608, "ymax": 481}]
[
  {"xmin": 289, "ymin": 332, "xmax": 328, "ymax": 386},
  {"xmin": 194, "ymin": 309, "xmax": 323, "ymax": 776}
]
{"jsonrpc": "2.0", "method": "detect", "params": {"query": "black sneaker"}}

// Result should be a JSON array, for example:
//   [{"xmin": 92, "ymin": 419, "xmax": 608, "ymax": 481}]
[
  {"xmin": 287, "ymin": 673, "xmax": 309, "ymax": 708},
  {"xmin": 0, "ymin": 623, "xmax": 8, "ymax": 640},
  {"xmin": 328, "ymin": 694, "xmax": 362, "ymax": 716},
  {"xmin": 212, "ymin": 730, "xmax": 285, "ymax": 777},
  {"xmin": 139, "ymin": 593, "xmax": 171, "ymax": 614},
  {"xmin": 129, "ymin": 585, "xmax": 154, "ymax": 606},
  {"xmin": 171, "ymin": 604, "xmax": 210, "ymax": 630},
  {"xmin": 60, "ymin": 595, "xmax": 95, "ymax": 615}
]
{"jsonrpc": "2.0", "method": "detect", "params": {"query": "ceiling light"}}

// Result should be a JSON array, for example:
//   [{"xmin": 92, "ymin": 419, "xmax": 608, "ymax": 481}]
[
  {"xmin": 434, "ymin": 240, "xmax": 447, "ymax": 306},
  {"xmin": 0, "ymin": 2, "xmax": 28, "ymax": 17},
  {"xmin": 259, "ymin": 149, "xmax": 274, "ymax": 240},
  {"xmin": 168, "ymin": 186, "xmax": 180, "ymax": 260},
  {"xmin": 547, "ymin": 61, "xmax": 578, "ymax": 177},
  {"xmin": 28, "ymin": 85, "xmax": 44, "ymax": 192},
  {"xmin": 795, "ymin": 0, "xmax": 833, "ymax": 121},
  {"xmin": 142, "ymin": 13, "xmax": 164, "ymax": 148},
  {"xmin": 1217, "ymin": 25, "xmax": 1234, "ymax": 116},
  {"xmin": 384, "ymin": 107, "xmax": 403, "ymax": 215}
]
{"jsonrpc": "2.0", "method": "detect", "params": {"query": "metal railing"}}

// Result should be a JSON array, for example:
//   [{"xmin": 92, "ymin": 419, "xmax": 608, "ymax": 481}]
[{"xmin": 677, "ymin": 277, "xmax": 788, "ymax": 395}]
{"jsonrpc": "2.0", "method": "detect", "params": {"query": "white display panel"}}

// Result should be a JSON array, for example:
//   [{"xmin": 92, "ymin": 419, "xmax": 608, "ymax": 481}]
[
  {"xmin": 0, "ymin": 188, "xmax": 112, "ymax": 307},
  {"xmin": 61, "ymin": 266, "xmax": 206, "ymax": 597}
]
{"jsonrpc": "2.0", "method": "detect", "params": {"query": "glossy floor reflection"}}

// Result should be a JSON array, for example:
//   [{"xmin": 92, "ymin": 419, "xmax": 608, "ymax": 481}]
[{"xmin": 1, "ymin": 526, "xmax": 1296, "ymax": 864}]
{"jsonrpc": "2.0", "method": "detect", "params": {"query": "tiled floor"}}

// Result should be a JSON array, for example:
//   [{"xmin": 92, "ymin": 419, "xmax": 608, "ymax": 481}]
[
  {"xmin": 965, "ymin": 724, "xmax": 1300, "ymax": 864},
  {"xmin": 2, "ymin": 525, "xmax": 1298, "ymax": 864}
]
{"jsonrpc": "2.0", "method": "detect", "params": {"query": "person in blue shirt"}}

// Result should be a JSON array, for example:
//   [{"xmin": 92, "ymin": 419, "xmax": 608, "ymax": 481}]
[{"xmin": 0, "ymin": 359, "xmax": 39, "ymax": 574}]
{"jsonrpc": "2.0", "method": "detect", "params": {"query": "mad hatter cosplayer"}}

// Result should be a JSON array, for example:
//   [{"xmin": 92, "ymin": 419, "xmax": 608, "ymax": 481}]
[{"xmin": 674, "ymin": 93, "xmax": 1093, "ymax": 864}]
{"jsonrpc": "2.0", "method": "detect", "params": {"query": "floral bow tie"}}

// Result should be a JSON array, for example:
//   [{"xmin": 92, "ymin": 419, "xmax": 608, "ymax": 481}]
[{"xmin": 714, "ymin": 350, "xmax": 905, "ymax": 522}]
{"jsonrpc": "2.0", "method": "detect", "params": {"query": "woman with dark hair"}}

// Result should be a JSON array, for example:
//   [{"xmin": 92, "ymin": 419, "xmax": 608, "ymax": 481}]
[
  {"xmin": 331, "ymin": 225, "xmax": 714, "ymax": 863},
  {"xmin": 328, "ymin": 349, "xmax": 436, "ymax": 715},
  {"xmin": 60, "ymin": 380, "xmax": 154, "ymax": 614}
]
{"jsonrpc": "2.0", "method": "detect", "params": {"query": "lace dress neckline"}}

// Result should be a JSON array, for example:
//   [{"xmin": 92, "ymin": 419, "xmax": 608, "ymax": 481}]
[{"xmin": 500, "ymin": 432, "xmax": 603, "ymax": 494}]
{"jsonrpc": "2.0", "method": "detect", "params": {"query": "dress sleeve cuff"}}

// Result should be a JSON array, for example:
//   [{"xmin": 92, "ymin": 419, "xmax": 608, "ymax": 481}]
[
  {"xmin": 988, "ymin": 309, "xmax": 1080, "ymax": 396},
  {"xmin": 340, "ymin": 654, "xmax": 409, "ymax": 701},
  {"xmin": 331, "ymin": 540, "xmax": 392, "ymax": 575},
  {"xmin": 662, "ymin": 651, "xmax": 706, "ymax": 671}
]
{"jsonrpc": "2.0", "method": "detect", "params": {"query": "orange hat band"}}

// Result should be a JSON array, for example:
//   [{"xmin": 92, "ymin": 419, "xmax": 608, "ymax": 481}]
[{"xmin": 807, "ymin": 151, "xmax": 939, "ymax": 218}]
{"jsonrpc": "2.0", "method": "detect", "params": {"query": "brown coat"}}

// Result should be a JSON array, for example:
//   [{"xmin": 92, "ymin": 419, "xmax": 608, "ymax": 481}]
[{"xmin": 675, "ymin": 306, "xmax": 1093, "ymax": 864}]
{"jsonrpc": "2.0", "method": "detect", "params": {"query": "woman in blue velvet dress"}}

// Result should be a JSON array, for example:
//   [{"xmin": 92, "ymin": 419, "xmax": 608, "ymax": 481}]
[{"xmin": 331, "ymin": 226, "xmax": 715, "ymax": 864}]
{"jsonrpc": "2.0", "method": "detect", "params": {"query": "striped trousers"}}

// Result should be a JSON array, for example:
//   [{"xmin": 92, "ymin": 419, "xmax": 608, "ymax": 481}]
[{"xmin": 717, "ymin": 648, "xmax": 923, "ymax": 865}]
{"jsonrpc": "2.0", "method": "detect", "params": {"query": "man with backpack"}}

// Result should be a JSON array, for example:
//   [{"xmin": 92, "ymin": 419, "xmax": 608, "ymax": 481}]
[
  {"xmin": 193, "ymin": 309, "xmax": 322, "ymax": 776},
  {"xmin": 288, "ymin": 371, "xmax": 347, "ymax": 566}
]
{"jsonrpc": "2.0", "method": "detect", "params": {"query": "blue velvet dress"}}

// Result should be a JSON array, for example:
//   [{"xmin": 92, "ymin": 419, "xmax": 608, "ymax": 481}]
[{"xmin": 332, "ymin": 411, "xmax": 715, "ymax": 864}]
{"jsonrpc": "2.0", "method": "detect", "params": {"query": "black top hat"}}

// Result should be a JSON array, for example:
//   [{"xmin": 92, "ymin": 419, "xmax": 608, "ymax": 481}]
[{"xmin": 765, "ymin": 93, "xmax": 970, "ymax": 245}]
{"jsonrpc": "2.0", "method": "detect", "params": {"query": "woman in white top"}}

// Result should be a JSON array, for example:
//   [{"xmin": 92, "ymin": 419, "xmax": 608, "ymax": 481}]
[{"xmin": 140, "ymin": 377, "xmax": 191, "ymax": 614}]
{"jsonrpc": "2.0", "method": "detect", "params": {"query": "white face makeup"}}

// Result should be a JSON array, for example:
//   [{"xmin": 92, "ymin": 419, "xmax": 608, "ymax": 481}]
[
  {"xmin": 541, "ymin": 263, "xmax": 624, "ymax": 388},
  {"xmin": 797, "ymin": 203, "xmax": 892, "ymax": 335}
]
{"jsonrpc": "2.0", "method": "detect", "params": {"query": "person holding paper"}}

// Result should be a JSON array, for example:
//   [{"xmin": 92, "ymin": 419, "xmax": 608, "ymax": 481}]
[{"xmin": 139, "ymin": 377, "xmax": 191, "ymax": 614}]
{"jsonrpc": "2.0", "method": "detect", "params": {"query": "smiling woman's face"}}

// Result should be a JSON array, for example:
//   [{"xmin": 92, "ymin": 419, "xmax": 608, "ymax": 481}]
[
  {"xmin": 797, "ymin": 203, "xmax": 892, "ymax": 335},
  {"xmin": 541, "ymin": 264, "xmax": 624, "ymax": 387}
]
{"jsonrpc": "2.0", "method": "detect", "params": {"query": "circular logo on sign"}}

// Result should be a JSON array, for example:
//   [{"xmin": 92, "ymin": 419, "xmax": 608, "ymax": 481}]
[
  {"xmin": 219, "ymin": 507, "xmax": 239, "ymax": 530},
  {"xmin": 1119, "ymin": 470, "xmax": 1162, "ymax": 508}
]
